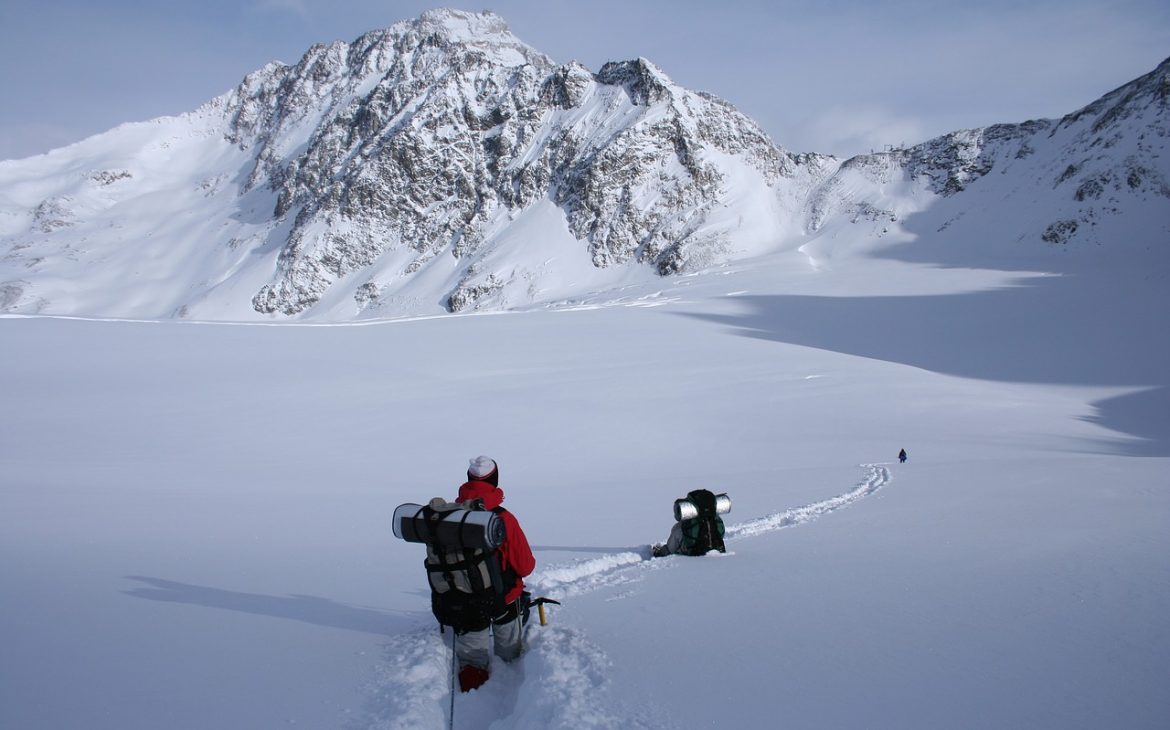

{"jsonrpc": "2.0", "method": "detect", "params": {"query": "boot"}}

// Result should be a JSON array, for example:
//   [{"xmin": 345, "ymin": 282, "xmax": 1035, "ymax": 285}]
[{"xmin": 458, "ymin": 664, "xmax": 490, "ymax": 692}]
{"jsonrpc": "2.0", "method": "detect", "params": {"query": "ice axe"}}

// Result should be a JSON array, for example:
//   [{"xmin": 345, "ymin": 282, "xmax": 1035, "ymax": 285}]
[{"xmin": 527, "ymin": 596, "xmax": 561, "ymax": 626}]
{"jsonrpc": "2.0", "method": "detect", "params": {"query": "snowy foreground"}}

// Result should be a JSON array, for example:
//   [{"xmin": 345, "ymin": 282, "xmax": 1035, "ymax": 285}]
[{"xmin": 2, "ymin": 247, "xmax": 1169, "ymax": 729}]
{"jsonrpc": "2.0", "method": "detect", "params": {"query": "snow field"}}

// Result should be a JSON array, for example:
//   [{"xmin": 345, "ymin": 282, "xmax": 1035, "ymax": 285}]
[{"xmin": 2, "ymin": 185, "xmax": 1168, "ymax": 729}]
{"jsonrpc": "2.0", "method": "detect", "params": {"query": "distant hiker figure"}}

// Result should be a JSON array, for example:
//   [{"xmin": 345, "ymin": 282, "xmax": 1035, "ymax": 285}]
[
  {"xmin": 446, "ymin": 456, "xmax": 536, "ymax": 691},
  {"xmin": 899, "ymin": 448, "xmax": 908, "ymax": 464},
  {"xmin": 652, "ymin": 489, "xmax": 730, "ymax": 557}
]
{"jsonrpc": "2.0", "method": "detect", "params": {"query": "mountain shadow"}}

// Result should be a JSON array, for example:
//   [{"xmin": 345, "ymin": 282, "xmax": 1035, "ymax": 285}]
[{"xmin": 685, "ymin": 274, "xmax": 1169, "ymax": 456}]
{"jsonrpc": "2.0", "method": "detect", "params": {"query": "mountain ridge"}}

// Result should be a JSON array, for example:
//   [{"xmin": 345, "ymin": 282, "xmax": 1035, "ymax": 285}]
[{"xmin": 1, "ymin": 10, "xmax": 1166, "ymax": 320}]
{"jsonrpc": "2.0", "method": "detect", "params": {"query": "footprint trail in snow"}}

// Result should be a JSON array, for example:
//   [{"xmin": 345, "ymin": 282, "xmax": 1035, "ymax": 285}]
[
  {"xmin": 528, "ymin": 463, "xmax": 891, "ymax": 598},
  {"xmin": 366, "ymin": 464, "xmax": 891, "ymax": 729}
]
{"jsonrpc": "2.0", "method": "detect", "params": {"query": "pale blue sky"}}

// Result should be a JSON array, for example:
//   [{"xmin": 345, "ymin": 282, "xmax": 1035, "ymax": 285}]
[{"xmin": 1, "ymin": 0, "xmax": 1167, "ymax": 160}]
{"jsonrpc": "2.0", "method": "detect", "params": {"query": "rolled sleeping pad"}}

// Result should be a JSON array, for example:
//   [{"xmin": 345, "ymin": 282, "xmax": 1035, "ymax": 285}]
[
  {"xmin": 392, "ymin": 500, "xmax": 506, "ymax": 550},
  {"xmin": 673, "ymin": 493, "xmax": 732, "ymax": 522}
]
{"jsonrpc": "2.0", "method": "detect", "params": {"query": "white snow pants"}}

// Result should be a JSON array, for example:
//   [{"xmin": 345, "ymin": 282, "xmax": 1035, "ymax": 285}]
[{"xmin": 454, "ymin": 612, "xmax": 524, "ymax": 669}]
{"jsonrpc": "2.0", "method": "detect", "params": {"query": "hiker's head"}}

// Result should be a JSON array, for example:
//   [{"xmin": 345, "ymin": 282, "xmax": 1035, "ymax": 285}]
[{"xmin": 467, "ymin": 455, "xmax": 499, "ymax": 486}]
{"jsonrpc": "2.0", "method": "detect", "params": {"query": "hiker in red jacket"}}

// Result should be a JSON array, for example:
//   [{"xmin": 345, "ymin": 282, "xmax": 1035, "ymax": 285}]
[{"xmin": 453, "ymin": 456, "xmax": 536, "ymax": 691}]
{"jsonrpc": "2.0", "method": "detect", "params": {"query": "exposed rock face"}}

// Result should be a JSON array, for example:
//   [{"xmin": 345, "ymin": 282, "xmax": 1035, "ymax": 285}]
[
  {"xmin": 805, "ymin": 57, "xmax": 1170, "ymax": 241},
  {"xmin": 1046, "ymin": 57, "xmax": 1170, "ymax": 216},
  {"xmin": 222, "ymin": 10, "xmax": 805, "ymax": 314}
]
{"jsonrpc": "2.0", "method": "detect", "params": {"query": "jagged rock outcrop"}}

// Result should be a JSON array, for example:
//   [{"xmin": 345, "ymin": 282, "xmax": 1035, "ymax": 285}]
[{"xmin": 223, "ymin": 10, "xmax": 808, "ymax": 314}]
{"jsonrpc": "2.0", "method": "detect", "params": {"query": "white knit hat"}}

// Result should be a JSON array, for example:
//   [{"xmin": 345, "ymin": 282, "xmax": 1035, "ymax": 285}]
[{"xmin": 468, "ymin": 455, "xmax": 497, "ymax": 479}]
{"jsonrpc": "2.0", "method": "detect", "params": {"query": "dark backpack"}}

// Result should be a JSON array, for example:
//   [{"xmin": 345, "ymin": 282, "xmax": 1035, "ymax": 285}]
[
  {"xmin": 678, "ymin": 489, "xmax": 726, "ymax": 555},
  {"xmin": 417, "ymin": 500, "xmax": 511, "ymax": 633}
]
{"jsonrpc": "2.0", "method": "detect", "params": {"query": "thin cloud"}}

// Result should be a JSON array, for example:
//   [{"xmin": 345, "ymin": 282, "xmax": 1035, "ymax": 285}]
[
  {"xmin": 792, "ymin": 107, "xmax": 930, "ymax": 159},
  {"xmin": 252, "ymin": 0, "xmax": 312, "ymax": 21}
]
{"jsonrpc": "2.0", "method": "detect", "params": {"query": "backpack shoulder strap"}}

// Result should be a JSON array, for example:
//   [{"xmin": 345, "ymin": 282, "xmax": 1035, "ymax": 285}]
[
  {"xmin": 488, "ymin": 506, "xmax": 518, "ymax": 590},
  {"xmin": 420, "ymin": 503, "xmax": 460, "ymax": 592}
]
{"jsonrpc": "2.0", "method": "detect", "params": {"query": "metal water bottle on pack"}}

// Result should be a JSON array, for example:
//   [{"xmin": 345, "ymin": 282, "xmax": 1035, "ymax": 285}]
[{"xmin": 673, "ymin": 492, "xmax": 732, "ymax": 522}]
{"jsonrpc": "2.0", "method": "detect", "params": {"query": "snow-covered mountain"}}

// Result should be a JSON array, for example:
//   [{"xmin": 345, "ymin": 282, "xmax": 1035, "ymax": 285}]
[
  {"xmin": 0, "ymin": 9, "xmax": 1167, "ymax": 321},
  {"xmin": 804, "ymin": 57, "xmax": 1170, "ymax": 265}
]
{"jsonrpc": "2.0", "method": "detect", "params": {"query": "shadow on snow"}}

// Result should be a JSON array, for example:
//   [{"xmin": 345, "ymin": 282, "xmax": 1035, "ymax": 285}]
[
  {"xmin": 683, "ymin": 274, "xmax": 1170, "ymax": 456},
  {"xmin": 122, "ymin": 576, "xmax": 415, "ymax": 635}
]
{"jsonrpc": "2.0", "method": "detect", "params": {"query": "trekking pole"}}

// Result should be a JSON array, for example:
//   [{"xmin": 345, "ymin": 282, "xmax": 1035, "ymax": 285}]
[{"xmin": 448, "ymin": 629, "xmax": 457, "ymax": 730}]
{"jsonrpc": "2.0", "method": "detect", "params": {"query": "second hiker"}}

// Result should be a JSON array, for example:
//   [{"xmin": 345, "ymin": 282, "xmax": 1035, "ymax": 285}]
[{"xmin": 651, "ymin": 488, "xmax": 730, "ymax": 557}]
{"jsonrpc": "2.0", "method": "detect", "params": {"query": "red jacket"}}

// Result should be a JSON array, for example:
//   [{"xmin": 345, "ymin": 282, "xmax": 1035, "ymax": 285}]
[{"xmin": 457, "ymin": 480, "xmax": 535, "ymax": 604}]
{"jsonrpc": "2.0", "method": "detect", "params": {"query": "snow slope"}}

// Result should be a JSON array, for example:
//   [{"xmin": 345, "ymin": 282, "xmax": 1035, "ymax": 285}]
[{"xmin": 2, "ymin": 238, "xmax": 1168, "ymax": 728}]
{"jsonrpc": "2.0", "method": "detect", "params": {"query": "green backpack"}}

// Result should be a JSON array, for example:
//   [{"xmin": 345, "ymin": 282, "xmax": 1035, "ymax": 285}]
[{"xmin": 679, "ymin": 489, "xmax": 726, "ymax": 555}]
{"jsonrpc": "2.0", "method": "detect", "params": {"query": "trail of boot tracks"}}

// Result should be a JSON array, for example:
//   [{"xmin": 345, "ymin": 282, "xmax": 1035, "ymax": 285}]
[{"xmin": 529, "ymin": 463, "xmax": 892, "ymax": 599}]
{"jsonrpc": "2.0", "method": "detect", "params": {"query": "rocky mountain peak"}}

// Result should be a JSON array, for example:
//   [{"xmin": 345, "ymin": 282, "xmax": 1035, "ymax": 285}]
[
  {"xmin": 595, "ymin": 58, "xmax": 676, "ymax": 106},
  {"xmin": 218, "ymin": 13, "xmax": 801, "ymax": 316},
  {"xmin": 538, "ymin": 62, "xmax": 595, "ymax": 108},
  {"xmin": 412, "ymin": 8, "xmax": 519, "ymax": 46},
  {"xmin": 1057, "ymin": 55, "xmax": 1170, "ymax": 137}
]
